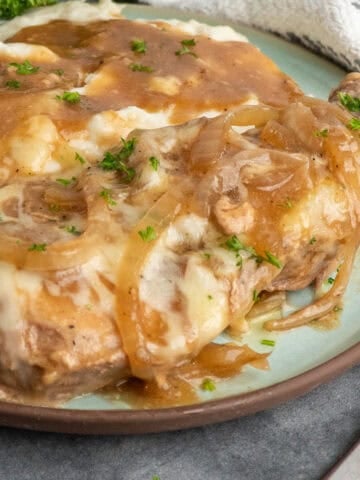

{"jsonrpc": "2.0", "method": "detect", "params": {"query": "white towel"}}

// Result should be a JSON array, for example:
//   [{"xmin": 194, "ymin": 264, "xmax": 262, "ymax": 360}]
[{"xmin": 146, "ymin": 0, "xmax": 360, "ymax": 71}]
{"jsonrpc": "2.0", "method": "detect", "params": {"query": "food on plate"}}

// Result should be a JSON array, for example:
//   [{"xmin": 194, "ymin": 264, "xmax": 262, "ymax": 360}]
[{"xmin": 0, "ymin": 0, "xmax": 358, "ymax": 406}]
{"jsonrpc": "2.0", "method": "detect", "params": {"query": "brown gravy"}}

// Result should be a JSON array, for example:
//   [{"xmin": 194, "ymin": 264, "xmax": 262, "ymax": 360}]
[
  {"xmin": 102, "ymin": 343, "xmax": 268, "ymax": 408},
  {"xmin": 1, "ymin": 18, "xmax": 302, "ymax": 138}
]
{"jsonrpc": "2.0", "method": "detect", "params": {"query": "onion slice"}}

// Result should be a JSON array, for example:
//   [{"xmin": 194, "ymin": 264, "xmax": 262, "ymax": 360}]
[{"xmin": 115, "ymin": 190, "xmax": 183, "ymax": 379}]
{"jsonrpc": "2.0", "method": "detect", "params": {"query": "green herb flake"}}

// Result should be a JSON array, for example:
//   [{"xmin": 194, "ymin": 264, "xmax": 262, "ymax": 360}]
[
  {"xmin": 28, "ymin": 243, "xmax": 47, "ymax": 252},
  {"xmin": 63, "ymin": 225, "xmax": 81, "ymax": 236},
  {"xmin": 338, "ymin": 92, "xmax": 360, "ymax": 112},
  {"xmin": 314, "ymin": 128, "xmax": 329, "ymax": 138},
  {"xmin": 0, "ymin": 0, "xmax": 57, "ymax": 19},
  {"xmin": 56, "ymin": 91, "xmax": 81, "ymax": 104},
  {"xmin": 75, "ymin": 152, "xmax": 85, "ymax": 164},
  {"xmin": 327, "ymin": 277, "xmax": 335, "ymax": 285},
  {"xmin": 138, "ymin": 226, "xmax": 157, "ymax": 242},
  {"xmin": 149, "ymin": 156, "xmax": 160, "ymax": 171},
  {"xmin": 56, "ymin": 177, "xmax": 76, "ymax": 186},
  {"xmin": 99, "ymin": 138, "xmax": 136, "ymax": 182},
  {"xmin": 54, "ymin": 68, "xmax": 64, "ymax": 76},
  {"xmin": 253, "ymin": 289, "xmax": 260, "ymax": 303},
  {"xmin": 201, "ymin": 378, "xmax": 216, "ymax": 392},
  {"xmin": 9, "ymin": 60, "xmax": 39, "ymax": 75},
  {"xmin": 100, "ymin": 188, "xmax": 117, "ymax": 206},
  {"xmin": 207, "ymin": 294, "xmax": 213, "ymax": 300},
  {"xmin": 131, "ymin": 38, "xmax": 147, "ymax": 54},
  {"xmin": 5, "ymin": 79, "xmax": 20, "ymax": 89},
  {"xmin": 260, "ymin": 339, "xmax": 276, "ymax": 347},
  {"xmin": 152, "ymin": 477, "xmax": 161, "ymax": 480},
  {"xmin": 264, "ymin": 251, "xmax": 283, "ymax": 269},
  {"xmin": 203, "ymin": 252, "xmax": 211, "ymax": 260},
  {"xmin": 347, "ymin": 118, "xmax": 360, "ymax": 130},
  {"xmin": 309, "ymin": 236, "xmax": 317, "ymax": 245},
  {"xmin": 175, "ymin": 38, "xmax": 197, "ymax": 57},
  {"xmin": 129, "ymin": 63, "xmax": 154, "ymax": 73},
  {"xmin": 223, "ymin": 235, "xmax": 245, "ymax": 252}
]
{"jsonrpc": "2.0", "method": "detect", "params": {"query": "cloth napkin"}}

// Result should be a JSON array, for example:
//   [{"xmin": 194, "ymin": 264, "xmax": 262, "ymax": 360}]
[{"xmin": 146, "ymin": 0, "xmax": 360, "ymax": 72}]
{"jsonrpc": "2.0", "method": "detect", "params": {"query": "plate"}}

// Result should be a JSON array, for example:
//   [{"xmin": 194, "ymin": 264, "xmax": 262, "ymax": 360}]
[{"xmin": 0, "ymin": 3, "xmax": 359, "ymax": 435}]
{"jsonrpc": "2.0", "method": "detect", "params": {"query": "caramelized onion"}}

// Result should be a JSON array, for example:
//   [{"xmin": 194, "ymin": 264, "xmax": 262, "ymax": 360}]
[{"xmin": 116, "ymin": 190, "xmax": 183, "ymax": 380}]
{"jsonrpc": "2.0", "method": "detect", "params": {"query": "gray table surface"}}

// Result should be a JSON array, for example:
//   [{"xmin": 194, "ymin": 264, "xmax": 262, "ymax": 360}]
[{"xmin": 0, "ymin": 365, "xmax": 358, "ymax": 480}]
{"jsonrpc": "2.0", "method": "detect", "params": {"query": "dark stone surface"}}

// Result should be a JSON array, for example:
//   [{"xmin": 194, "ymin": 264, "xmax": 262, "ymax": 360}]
[{"xmin": 0, "ymin": 366, "xmax": 358, "ymax": 480}]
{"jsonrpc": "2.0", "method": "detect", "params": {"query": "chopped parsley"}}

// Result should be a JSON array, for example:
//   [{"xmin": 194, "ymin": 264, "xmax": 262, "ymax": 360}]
[
  {"xmin": 63, "ymin": 225, "xmax": 81, "ymax": 236},
  {"xmin": 28, "ymin": 243, "xmax": 47, "ymax": 252},
  {"xmin": 5, "ymin": 79, "xmax": 20, "ymax": 89},
  {"xmin": 203, "ymin": 252, "xmax": 211, "ymax": 260},
  {"xmin": 347, "ymin": 118, "xmax": 360, "ymax": 130},
  {"xmin": 149, "ymin": 156, "xmax": 160, "ymax": 171},
  {"xmin": 264, "ymin": 251, "xmax": 282, "ymax": 269},
  {"xmin": 9, "ymin": 60, "xmax": 39, "ymax": 75},
  {"xmin": 338, "ymin": 92, "xmax": 360, "ymax": 112},
  {"xmin": 100, "ymin": 188, "xmax": 117, "ymax": 206},
  {"xmin": 138, "ymin": 226, "xmax": 157, "ymax": 242},
  {"xmin": 75, "ymin": 152, "xmax": 85, "ymax": 164},
  {"xmin": 130, "ymin": 38, "xmax": 147, "ymax": 54},
  {"xmin": 129, "ymin": 63, "xmax": 154, "ymax": 73},
  {"xmin": 253, "ymin": 290, "xmax": 260, "ymax": 303},
  {"xmin": 99, "ymin": 138, "xmax": 136, "ymax": 182},
  {"xmin": 327, "ymin": 276, "xmax": 335, "ymax": 285},
  {"xmin": 223, "ymin": 235, "xmax": 246, "ymax": 252},
  {"xmin": 207, "ymin": 294, "xmax": 213, "ymax": 300},
  {"xmin": 0, "ymin": 0, "xmax": 57, "ymax": 19},
  {"xmin": 56, "ymin": 91, "xmax": 81, "ymax": 104},
  {"xmin": 309, "ymin": 236, "xmax": 317, "ymax": 245},
  {"xmin": 260, "ymin": 339, "xmax": 276, "ymax": 347},
  {"xmin": 54, "ymin": 68, "xmax": 64, "ymax": 76},
  {"xmin": 314, "ymin": 128, "xmax": 329, "ymax": 138},
  {"xmin": 201, "ymin": 378, "xmax": 216, "ymax": 392},
  {"xmin": 56, "ymin": 177, "xmax": 76, "ymax": 186},
  {"xmin": 175, "ymin": 38, "xmax": 198, "ymax": 57}
]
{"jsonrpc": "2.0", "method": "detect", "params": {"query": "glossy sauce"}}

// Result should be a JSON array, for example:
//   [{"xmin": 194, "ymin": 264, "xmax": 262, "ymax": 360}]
[
  {"xmin": 1, "ymin": 19, "xmax": 302, "ymax": 138},
  {"xmin": 103, "ymin": 343, "xmax": 268, "ymax": 408}
]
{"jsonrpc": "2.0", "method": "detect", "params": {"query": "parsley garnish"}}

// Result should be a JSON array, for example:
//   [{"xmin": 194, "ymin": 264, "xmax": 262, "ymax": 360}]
[
  {"xmin": 347, "ymin": 118, "xmax": 360, "ymax": 130},
  {"xmin": 9, "ymin": 60, "xmax": 39, "ymax": 75},
  {"xmin": 253, "ymin": 290, "xmax": 260, "ymax": 303},
  {"xmin": 99, "ymin": 138, "xmax": 136, "ymax": 182},
  {"xmin": 28, "ymin": 243, "xmax": 47, "ymax": 252},
  {"xmin": 260, "ymin": 339, "xmax": 275, "ymax": 347},
  {"xmin": 56, "ymin": 177, "xmax": 76, "ymax": 186},
  {"xmin": 0, "ymin": 0, "xmax": 56, "ymax": 19},
  {"xmin": 100, "ymin": 188, "xmax": 117, "ymax": 206},
  {"xmin": 327, "ymin": 277, "xmax": 335, "ymax": 285},
  {"xmin": 309, "ymin": 236, "xmax": 317, "ymax": 245},
  {"xmin": 75, "ymin": 152, "xmax": 85, "ymax": 164},
  {"xmin": 149, "ymin": 156, "xmax": 160, "ymax": 171},
  {"xmin": 223, "ymin": 235, "xmax": 246, "ymax": 252},
  {"xmin": 63, "ymin": 225, "xmax": 81, "ymax": 236},
  {"xmin": 203, "ymin": 252, "xmax": 211, "ymax": 260},
  {"xmin": 54, "ymin": 68, "xmax": 64, "ymax": 76},
  {"xmin": 264, "ymin": 251, "xmax": 282, "ymax": 269},
  {"xmin": 338, "ymin": 92, "xmax": 360, "ymax": 112},
  {"xmin": 129, "ymin": 63, "xmax": 154, "ymax": 73},
  {"xmin": 138, "ymin": 226, "xmax": 157, "ymax": 242},
  {"xmin": 56, "ymin": 91, "xmax": 81, "ymax": 104},
  {"xmin": 131, "ymin": 38, "xmax": 147, "ymax": 54},
  {"xmin": 175, "ymin": 38, "xmax": 197, "ymax": 57},
  {"xmin": 5, "ymin": 79, "xmax": 20, "ymax": 89},
  {"xmin": 201, "ymin": 378, "xmax": 216, "ymax": 392},
  {"xmin": 314, "ymin": 128, "xmax": 329, "ymax": 137}
]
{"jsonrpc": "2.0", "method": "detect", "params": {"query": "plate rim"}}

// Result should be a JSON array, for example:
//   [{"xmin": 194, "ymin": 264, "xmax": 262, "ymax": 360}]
[
  {"xmin": 0, "ymin": 2, "xmax": 358, "ymax": 434},
  {"xmin": 0, "ymin": 342, "xmax": 358, "ymax": 434}
]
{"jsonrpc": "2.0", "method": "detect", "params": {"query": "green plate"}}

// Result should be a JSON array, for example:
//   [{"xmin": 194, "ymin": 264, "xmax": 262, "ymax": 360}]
[{"xmin": 0, "ymin": 4, "xmax": 358, "ymax": 434}]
